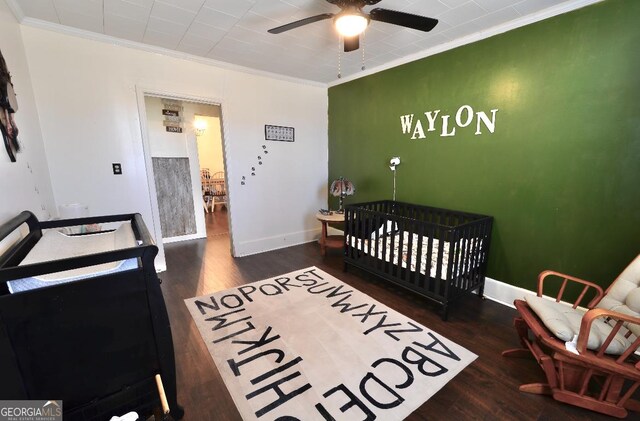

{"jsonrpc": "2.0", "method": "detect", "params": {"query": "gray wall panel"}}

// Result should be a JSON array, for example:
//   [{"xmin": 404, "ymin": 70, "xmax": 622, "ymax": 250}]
[{"xmin": 152, "ymin": 157, "xmax": 197, "ymax": 238}]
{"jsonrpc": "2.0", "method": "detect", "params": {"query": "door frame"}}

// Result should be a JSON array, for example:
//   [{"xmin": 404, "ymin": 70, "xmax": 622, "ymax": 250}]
[{"xmin": 135, "ymin": 86, "xmax": 236, "ymax": 270}]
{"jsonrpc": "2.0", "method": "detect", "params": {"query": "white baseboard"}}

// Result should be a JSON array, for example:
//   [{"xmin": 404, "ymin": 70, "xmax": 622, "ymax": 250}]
[
  {"xmin": 328, "ymin": 227, "xmax": 344, "ymax": 236},
  {"xmin": 235, "ymin": 228, "xmax": 321, "ymax": 257},
  {"xmin": 482, "ymin": 276, "xmax": 536, "ymax": 309},
  {"xmin": 162, "ymin": 233, "xmax": 207, "ymax": 244}
]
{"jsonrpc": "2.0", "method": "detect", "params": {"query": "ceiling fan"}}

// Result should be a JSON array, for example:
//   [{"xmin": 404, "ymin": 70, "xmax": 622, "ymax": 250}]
[{"xmin": 267, "ymin": 0, "xmax": 439, "ymax": 52}]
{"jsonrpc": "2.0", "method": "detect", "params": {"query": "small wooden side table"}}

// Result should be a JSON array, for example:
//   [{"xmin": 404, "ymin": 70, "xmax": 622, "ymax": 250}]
[{"xmin": 316, "ymin": 212, "xmax": 345, "ymax": 256}]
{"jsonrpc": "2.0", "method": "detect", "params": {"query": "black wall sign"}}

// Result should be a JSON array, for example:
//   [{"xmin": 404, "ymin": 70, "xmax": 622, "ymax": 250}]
[
  {"xmin": 166, "ymin": 126, "xmax": 182, "ymax": 133},
  {"xmin": 265, "ymin": 125, "xmax": 295, "ymax": 142}
]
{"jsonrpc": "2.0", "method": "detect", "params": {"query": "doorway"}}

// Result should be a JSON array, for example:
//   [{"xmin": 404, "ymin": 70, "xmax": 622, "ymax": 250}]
[
  {"xmin": 195, "ymin": 113, "xmax": 229, "ymax": 237},
  {"xmin": 137, "ymin": 89, "xmax": 234, "ymax": 270}
]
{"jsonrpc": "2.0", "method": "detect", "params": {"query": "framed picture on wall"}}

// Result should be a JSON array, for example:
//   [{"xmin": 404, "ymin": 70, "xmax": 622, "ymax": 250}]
[
  {"xmin": 0, "ymin": 49, "xmax": 20, "ymax": 162},
  {"xmin": 265, "ymin": 124, "xmax": 294, "ymax": 142}
]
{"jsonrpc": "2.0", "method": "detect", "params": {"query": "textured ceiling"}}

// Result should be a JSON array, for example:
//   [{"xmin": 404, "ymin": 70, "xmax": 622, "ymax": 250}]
[{"xmin": 10, "ymin": 0, "xmax": 587, "ymax": 83}]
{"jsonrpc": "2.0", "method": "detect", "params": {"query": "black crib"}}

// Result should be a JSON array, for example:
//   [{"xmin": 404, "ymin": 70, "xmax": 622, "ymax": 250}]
[
  {"xmin": 344, "ymin": 201, "xmax": 493, "ymax": 320},
  {"xmin": 0, "ymin": 211, "xmax": 183, "ymax": 420}
]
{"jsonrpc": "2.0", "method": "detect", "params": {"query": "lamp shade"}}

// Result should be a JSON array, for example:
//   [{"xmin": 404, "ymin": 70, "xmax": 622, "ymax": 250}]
[
  {"xmin": 335, "ymin": 13, "xmax": 369, "ymax": 37},
  {"xmin": 330, "ymin": 177, "xmax": 355, "ymax": 197}
]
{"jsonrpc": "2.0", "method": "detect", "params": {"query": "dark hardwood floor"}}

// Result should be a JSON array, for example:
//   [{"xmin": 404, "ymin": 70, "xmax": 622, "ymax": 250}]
[
  {"xmin": 204, "ymin": 207, "xmax": 229, "ymax": 237},
  {"xmin": 161, "ymin": 219, "xmax": 615, "ymax": 421}
]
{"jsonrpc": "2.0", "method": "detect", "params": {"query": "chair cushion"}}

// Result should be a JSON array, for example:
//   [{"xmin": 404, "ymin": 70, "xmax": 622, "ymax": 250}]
[
  {"xmin": 596, "ymin": 294, "xmax": 640, "ymax": 337},
  {"xmin": 525, "ymin": 295, "xmax": 634, "ymax": 355},
  {"xmin": 595, "ymin": 254, "xmax": 640, "ymax": 337},
  {"xmin": 603, "ymin": 254, "xmax": 640, "ymax": 304}
]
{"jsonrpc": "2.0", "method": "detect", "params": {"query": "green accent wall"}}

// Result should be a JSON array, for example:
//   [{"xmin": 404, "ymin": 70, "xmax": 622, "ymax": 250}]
[{"xmin": 328, "ymin": 0, "xmax": 640, "ymax": 292}]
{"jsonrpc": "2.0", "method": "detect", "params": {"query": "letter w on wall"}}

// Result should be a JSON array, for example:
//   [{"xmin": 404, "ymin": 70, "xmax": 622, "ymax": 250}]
[{"xmin": 400, "ymin": 115, "xmax": 414, "ymax": 134}]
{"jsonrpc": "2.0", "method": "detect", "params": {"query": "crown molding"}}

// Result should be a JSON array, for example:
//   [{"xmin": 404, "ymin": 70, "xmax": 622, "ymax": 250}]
[
  {"xmin": 329, "ymin": 0, "xmax": 604, "ymax": 87},
  {"xmin": 12, "ymin": 0, "xmax": 605, "ymax": 88},
  {"xmin": 5, "ymin": 0, "xmax": 25, "ymax": 22},
  {"xmin": 18, "ymin": 16, "xmax": 328, "ymax": 89}
]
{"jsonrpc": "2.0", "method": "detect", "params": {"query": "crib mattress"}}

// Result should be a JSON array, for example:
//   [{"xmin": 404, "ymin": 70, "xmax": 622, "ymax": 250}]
[
  {"xmin": 347, "ymin": 231, "xmax": 482, "ymax": 280},
  {"xmin": 7, "ymin": 222, "xmax": 140, "ymax": 294}
]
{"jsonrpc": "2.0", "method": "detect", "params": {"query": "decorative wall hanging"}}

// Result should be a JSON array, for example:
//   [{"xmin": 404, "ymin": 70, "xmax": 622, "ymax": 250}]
[
  {"xmin": 161, "ymin": 99, "xmax": 183, "ymax": 134},
  {"xmin": 0, "ymin": 49, "xmax": 20, "ymax": 162},
  {"xmin": 400, "ymin": 105, "xmax": 499, "ymax": 140},
  {"xmin": 241, "ymin": 145, "xmax": 269, "ymax": 186},
  {"xmin": 265, "ymin": 124, "xmax": 294, "ymax": 142}
]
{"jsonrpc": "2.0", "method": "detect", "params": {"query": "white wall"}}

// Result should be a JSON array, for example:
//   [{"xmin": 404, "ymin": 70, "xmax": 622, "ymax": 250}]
[
  {"xmin": 0, "ymin": 1, "xmax": 55, "ymax": 227},
  {"xmin": 144, "ymin": 96, "xmax": 188, "ymax": 158},
  {"xmin": 20, "ymin": 26, "xmax": 328, "ymax": 267}
]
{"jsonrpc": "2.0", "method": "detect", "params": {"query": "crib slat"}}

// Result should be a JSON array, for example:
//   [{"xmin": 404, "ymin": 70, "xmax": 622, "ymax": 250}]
[
  {"xmin": 425, "ymin": 223, "xmax": 435, "ymax": 293},
  {"xmin": 373, "ymin": 211, "xmax": 381, "ymax": 272},
  {"xmin": 451, "ymin": 226, "xmax": 462, "ymax": 291},
  {"xmin": 443, "ymin": 227, "xmax": 455, "ymax": 300},
  {"xmin": 405, "ymin": 217, "xmax": 415, "ymax": 286},
  {"xmin": 469, "ymin": 222, "xmax": 477, "ymax": 291},
  {"xmin": 346, "ymin": 208, "xmax": 353, "ymax": 260},
  {"xmin": 414, "ymin": 217, "xmax": 425, "ymax": 289},
  {"xmin": 396, "ymin": 216, "xmax": 405, "ymax": 280},
  {"xmin": 366, "ymin": 210, "xmax": 375, "ymax": 269},
  {"xmin": 434, "ymin": 226, "xmax": 445, "ymax": 297},
  {"xmin": 460, "ymin": 224, "xmax": 472, "ymax": 292},
  {"xmin": 470, "ymin": 221, "xmax": 478, "ymax": 288},
  {"xmin": 381, "ymin": 213, "xmax": 389, "ymax": 275}
]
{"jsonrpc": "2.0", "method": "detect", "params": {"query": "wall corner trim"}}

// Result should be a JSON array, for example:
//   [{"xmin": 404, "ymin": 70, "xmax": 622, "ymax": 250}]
[
  {"xmin": 17, "ymin": 17, "xmax": 328, "ymax": 89},
  {"xmin": 5, "ymin": 0, "xmax": 25, "ymax": 23}
]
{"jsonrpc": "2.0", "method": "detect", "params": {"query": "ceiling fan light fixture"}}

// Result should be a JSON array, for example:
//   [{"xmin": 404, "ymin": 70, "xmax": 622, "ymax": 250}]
[{"xmin": 334, "ymin": 12, "xmax": 369, "ymax": 37}]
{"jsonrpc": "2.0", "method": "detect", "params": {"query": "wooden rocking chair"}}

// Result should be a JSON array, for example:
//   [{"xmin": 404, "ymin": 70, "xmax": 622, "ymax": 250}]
[{"xmin": 503, "ymin": 254, "xmax": 640, "ymax": 418}]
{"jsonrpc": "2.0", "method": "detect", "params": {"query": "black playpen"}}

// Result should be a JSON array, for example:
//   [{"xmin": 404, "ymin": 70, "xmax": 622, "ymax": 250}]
[
  {"xmin": 344, "ymin": 201, "xmax": 493, "ymax": 320},
  {"xmin": 0, "ymin": 211, "xmax": 183, "ymax": 420}
]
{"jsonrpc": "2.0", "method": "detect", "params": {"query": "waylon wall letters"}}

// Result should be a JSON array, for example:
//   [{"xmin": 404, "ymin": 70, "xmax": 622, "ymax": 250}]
[{"xmin": 400, "ymin": 105, "xmax": 499, "ymax": 140}]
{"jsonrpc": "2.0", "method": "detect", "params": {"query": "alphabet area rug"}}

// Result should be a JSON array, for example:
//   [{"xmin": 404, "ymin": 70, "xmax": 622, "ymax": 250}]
[{"xmin": 185, "ymin": 267, "xmax": 477, "ymax": 420}]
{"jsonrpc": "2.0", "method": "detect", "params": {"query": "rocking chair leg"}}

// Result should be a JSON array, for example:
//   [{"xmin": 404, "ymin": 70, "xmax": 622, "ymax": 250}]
[
  {"xmin": 553, "ymin": 390, "xmax": 628, "ymax": 419},
  {"xmin": 624, "ymin": 398, "xmax": 640, "ymax": 412},
  {"xmin": 513, "ymin": 317, "xmax": 530, "ymax": 349},
  {"xmin": 502, "ymin": 348, "xmax": 532, "ymax": 358},
  {"xmin": 605, "ymin": 376, "xmax": 624, "ymax": 403},
  {"xmin": 503, "ymin": 317, "xmax": 533, "ymax": 359},
  {"xmin": 519, "ymin": 383, "xmax": 552, "ymax": 395}
]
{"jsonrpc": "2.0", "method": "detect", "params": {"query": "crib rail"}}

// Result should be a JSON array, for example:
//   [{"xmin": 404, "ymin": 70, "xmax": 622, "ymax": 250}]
[
  {"xmin": 344, "ymin": 201, "xmax": 493, "ymax": 320},
  {"xmin": 0, "ymin": 212, "xmax": 158, "ymax": 287}
]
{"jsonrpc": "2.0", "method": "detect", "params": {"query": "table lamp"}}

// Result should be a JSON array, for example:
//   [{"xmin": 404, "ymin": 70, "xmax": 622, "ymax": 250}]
[{"xmin": 330, "ymin": 176, "xmax": 355, "ymax": 213}]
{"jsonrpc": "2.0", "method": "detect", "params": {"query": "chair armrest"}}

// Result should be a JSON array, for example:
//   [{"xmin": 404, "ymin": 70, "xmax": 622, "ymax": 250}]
[
  {"xmin": 538, "ymin": 270, "xmax": 604, "ymax": 309},
  {"xmin": 577, "ymin": 308, "xmax": 640, "ymax": 359}
]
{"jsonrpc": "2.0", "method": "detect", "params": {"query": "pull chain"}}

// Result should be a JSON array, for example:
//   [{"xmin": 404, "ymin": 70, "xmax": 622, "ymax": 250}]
[
  {"xmin": 337, "ymin": 36, "xmax": 342, "ymax": 79},
  {"xmin": 361, "ymin": 31, "xmax": 366, "ymax": 71}
]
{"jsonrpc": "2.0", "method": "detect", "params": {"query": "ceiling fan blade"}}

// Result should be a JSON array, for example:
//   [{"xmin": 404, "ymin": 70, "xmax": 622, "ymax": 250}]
[
  {"xmin": 344, "ymin": 35, "xmax": 359, "ymax": 52},
  {"xmin": 267, "ymin": 13, "xmax": 334, "ymax": 34},
  {"xmin": 369, "ymin": 8, "xmax": 438, "ymax": 32}
]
